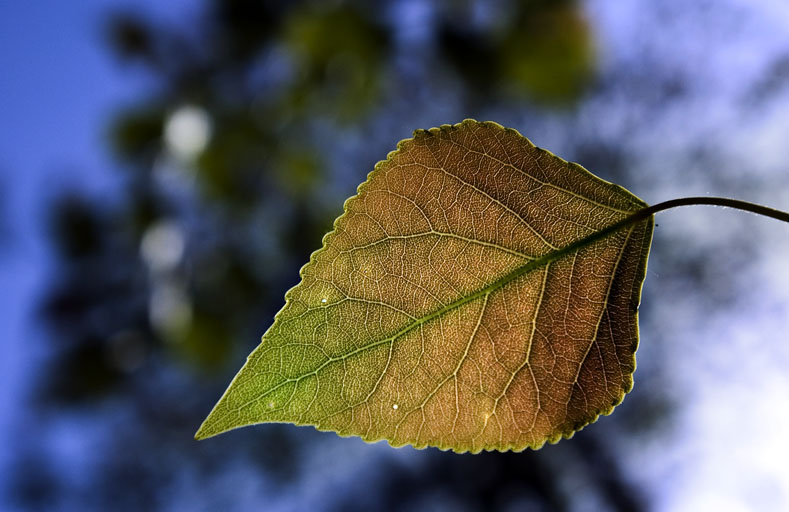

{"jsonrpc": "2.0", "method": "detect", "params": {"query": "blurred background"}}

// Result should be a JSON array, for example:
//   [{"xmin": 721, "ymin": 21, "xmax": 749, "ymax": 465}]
[{"xmin": 2, "ymin": 0, "xmax": 789, "ymax": 510}]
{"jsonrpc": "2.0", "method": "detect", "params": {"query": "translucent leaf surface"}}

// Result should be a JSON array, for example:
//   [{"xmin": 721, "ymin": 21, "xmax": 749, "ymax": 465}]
[{"xmin": 196, "ymin": 120, "xmax": 654, "ymax": 452}]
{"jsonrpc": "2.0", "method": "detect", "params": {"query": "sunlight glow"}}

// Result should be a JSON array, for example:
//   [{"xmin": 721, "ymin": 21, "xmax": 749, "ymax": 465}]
[
  {"xmin": 149, "ymin": 283, "xmax": 192, "ymax": 337},
  {"xmin": 140, "ymin": 220, "xmax": 185, "ymax": 273},
  {"xmin": 164, "ymin": 105, "xmax": 212, "ymax": 161}
]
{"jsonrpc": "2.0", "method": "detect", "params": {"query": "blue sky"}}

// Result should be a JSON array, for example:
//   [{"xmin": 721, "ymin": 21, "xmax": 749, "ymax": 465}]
[{"xmin": 0, "ymin": 0, "xmax": 185, "ymax": 494}]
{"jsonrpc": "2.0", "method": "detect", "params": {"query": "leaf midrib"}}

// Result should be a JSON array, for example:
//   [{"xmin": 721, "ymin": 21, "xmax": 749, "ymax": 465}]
[{"xmin": 237, "ymin": 207, "xmax": 648, "ymax": 412}]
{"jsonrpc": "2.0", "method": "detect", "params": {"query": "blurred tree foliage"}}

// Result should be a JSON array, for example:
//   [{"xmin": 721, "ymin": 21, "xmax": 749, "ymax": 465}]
[
  {"xmin": 439, "ymin": 0, "xmax": 595, "ymax": 103},
  {"xmin": 25, "ymin": 0, "xmax": 651, "ymax": 510}
]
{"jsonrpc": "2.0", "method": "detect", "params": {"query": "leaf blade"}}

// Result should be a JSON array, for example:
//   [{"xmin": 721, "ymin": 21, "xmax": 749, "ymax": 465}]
[{"xmin": 196, "ymin": 120, "xmax": 654, "ymax": 452}]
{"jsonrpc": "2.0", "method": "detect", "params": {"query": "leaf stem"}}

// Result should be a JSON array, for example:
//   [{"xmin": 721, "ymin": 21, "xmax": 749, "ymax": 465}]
[
  {"xmin": 550, "ymin": 197, "xmax": 789, "ymax": 272},
  {"xmin": 606, "ymin": 196, "xmax": 789, "ymax": 241},
  {"xmin": 640, "ymin": 196, "xmax": 789, "ymax": 225}
]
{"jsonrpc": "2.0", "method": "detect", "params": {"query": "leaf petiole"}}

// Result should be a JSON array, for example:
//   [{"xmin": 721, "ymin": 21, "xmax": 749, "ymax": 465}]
[
  {"xmin": 639, "ymin": 197, "xmax": 789, "ymax": 225},
  {"xmin": 574, "ymin": 197, "xmax": 789, "ymax": 263}
]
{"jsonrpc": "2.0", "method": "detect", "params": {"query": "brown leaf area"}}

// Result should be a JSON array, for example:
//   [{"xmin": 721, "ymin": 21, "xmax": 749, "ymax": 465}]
[{"xmin": 197, "ymin": 120, "xmax": 654, "ymax": 452}]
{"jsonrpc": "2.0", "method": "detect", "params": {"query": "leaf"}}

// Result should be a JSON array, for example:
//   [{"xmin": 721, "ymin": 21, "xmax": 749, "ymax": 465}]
[{"xmin": 196, "ymin": 120, "xmax": 654, "ymax": 452}]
